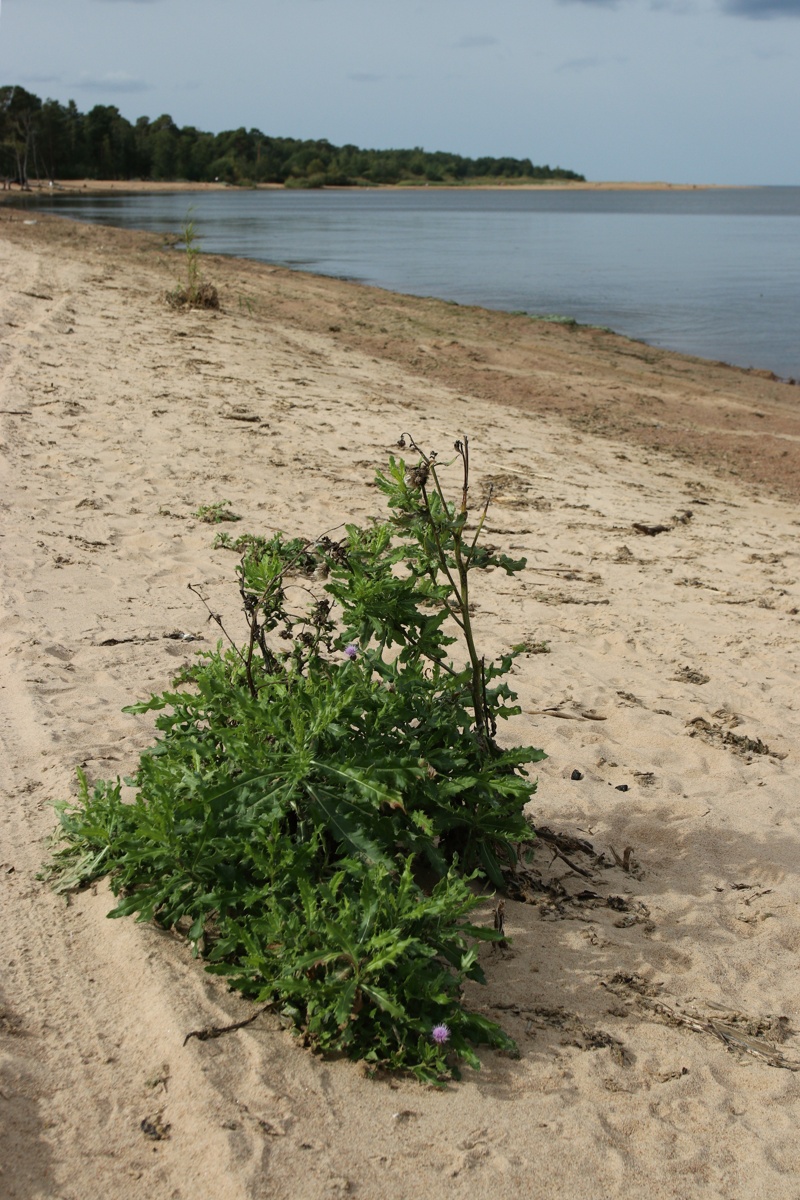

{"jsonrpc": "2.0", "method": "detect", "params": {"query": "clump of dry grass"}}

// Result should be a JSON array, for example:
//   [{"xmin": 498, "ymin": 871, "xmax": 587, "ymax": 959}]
[
  {"xmin": 166, "ymin": 212, "xmax": 219, "ymax": 310},
  {"xmin": 166, "ymin": 279, "xmax": 219, "ymax": 310}
]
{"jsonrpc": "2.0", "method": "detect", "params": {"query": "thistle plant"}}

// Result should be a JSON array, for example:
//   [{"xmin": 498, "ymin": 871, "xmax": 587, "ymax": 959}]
[{"xmin": 46, "ymin": 436, "xmax": 544, "ymax": 1083}]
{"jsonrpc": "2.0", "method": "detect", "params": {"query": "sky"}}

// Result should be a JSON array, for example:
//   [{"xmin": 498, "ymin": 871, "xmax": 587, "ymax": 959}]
[{"xmin": 1, "ymin": 0, "xmax": 799, "ymax": 184}]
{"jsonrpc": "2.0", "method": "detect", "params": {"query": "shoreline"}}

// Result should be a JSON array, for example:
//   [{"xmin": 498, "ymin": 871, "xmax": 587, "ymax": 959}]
[
  {"xmin": 4, "ymin": 187, "xmax": 791, "ymax": 389},
  {"xmin": 2, "ymin": 176, "xmax": 734, "ymax": 199},
  {"xmin": 2, "ymin": 213, "xmax": 800, "ymax": 1200},
  {"xmin": 3, "ymin": 210, "xmax": 798, "ymax": 499}
]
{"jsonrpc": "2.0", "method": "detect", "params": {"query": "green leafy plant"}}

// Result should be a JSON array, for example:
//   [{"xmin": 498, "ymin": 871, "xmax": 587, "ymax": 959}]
[
  {"xmin": 46, "ymin": 435, "xmax": 544, "ymax": 1083},
  {"xmin": 213, "ymin": 529, "xmax": 273, "ymax": 554},
  {"xmin": 193, "ymin": 500, "xmax": 242, "ymax": 524},
  {"xmin": 166, "ymin": 210, "xmax": 220, "ymax": 310}
]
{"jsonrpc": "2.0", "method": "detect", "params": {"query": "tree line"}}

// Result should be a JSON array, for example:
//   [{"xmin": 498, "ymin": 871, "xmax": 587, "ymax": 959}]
[{"xmin": 0, "ymin": 84, "xmax": 584, "ymax": 188}]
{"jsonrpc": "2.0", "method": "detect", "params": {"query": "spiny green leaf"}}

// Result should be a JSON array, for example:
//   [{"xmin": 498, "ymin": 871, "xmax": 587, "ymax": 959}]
[{"xmin": 360, "ymin": 983, "xmax": 407, "ymax": 1020}]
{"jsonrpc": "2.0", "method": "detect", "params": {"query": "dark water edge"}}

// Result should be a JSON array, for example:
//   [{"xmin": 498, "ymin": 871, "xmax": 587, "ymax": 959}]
[{"xmin": 10, "ymin": 186, "xmax": 800, "ymax": 383}]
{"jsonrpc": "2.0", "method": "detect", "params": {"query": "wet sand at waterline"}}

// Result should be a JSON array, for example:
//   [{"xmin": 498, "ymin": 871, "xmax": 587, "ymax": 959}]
[{"xmin": 2, "ymin": 211, "xmax": 800, "ymax": 1200}]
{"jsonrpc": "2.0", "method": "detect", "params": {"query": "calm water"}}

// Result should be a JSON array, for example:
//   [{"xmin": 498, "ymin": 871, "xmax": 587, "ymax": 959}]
[{"xmin": 25, "ymin": 186, "xmax": 800, "ymax": 380}]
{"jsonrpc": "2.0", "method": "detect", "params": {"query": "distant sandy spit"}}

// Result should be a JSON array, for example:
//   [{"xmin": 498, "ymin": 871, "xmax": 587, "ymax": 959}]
[
  {"xmin": 2, "ymin": 211, "xmax": 800, "ymax": 1200},
  {"xmin": 4, "ymin": 176, "xmax": 725, "ymax": 198}
]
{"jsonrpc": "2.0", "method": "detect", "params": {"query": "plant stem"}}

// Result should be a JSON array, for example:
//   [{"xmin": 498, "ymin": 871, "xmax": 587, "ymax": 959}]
[{"xmin": 416, "ymin": 436, "xmax": 491, "ymax": 751}]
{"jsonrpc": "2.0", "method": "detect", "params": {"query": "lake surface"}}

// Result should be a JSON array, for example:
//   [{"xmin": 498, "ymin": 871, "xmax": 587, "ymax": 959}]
[{"xmin": 26, "ymin": 186, "xmax": 800, "ymax": 380}]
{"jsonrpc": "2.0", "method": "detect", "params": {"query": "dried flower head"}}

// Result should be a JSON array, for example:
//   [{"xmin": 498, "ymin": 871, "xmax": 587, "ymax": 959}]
[
  {"xmin": 318, "ymin": 535, "xmax": 350, "ymax": 567},
  {"xmin": 407, "ymin": 463, "xmax": 430, "ymax": 490},
  {"xmin": 311, "ymin": 599, "xmax": 331, "ymax": 627},
  {"xmin": 431, "ymin": 1023, "xmax": 450, "ymax": 1045}
]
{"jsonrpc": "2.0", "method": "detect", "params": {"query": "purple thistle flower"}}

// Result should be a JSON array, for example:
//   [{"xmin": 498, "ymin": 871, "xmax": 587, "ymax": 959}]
[
  {"xmin": 343, "ymin": 644, "xmax": 358, "ymax": 660},
  {"xmin": 431, "ymin": 1023, "xmax": 450, "ymax": 1046}
]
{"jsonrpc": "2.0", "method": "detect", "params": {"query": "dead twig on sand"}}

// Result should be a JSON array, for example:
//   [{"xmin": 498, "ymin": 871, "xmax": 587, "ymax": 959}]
[
  {"xmin": 602, "ymin": 977, "xmax": 800, "ymax": 1072},
  {"xmin": 183, "ymin": 1004, "xmax": 273, "ymax": 1047}
]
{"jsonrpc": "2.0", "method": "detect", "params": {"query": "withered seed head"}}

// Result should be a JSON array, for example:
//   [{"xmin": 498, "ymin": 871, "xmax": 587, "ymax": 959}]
[
  {"xmin": 407, "ymin": 463, "xmax": 429, "ymax": 490},
  {"xmin": 311, "ymin": 599, "xmax": 331, "ymax": 626}
]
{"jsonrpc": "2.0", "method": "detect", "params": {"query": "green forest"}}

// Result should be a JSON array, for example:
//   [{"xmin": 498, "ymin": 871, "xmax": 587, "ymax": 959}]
[{"xmin": 0, "ymin": 84, "xmax": 584, "ymax": 188}]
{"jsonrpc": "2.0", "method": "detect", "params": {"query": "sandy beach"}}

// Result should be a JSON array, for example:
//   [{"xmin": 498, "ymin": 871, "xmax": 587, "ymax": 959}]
[
  {"xmin": 15, "ymin": 177, "xmax": 722, "ymax": 197},
  {"xmin": 2, "ymin": 210, "xmax": 800, "ymax": 1200}
]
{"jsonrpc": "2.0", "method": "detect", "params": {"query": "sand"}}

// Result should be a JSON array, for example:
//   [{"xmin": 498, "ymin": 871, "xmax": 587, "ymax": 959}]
[
  {"xmin": 1, "ymin": 210, "xmax": 800, "ymax": 1200},
  {"xmin": 20, "ymin": 177, "xmax": 722, "ymax": 196}
]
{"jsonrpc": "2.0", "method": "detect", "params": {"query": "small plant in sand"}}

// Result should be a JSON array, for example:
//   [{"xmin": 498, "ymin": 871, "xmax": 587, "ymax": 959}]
[
  {"xmin": 46, "ymin": 436, "xmax": 544, "ymax": 1083},
  {"xmin": 166, "ymin": 211, "xmax": 219, "ymax": 310},
  {"xmin": 193, "ymin": 500, "xmax": 242, "ymax": 525},
  {"xmin": 213, "ymin": 530, "xmax": 271, "ymax": 555}
]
